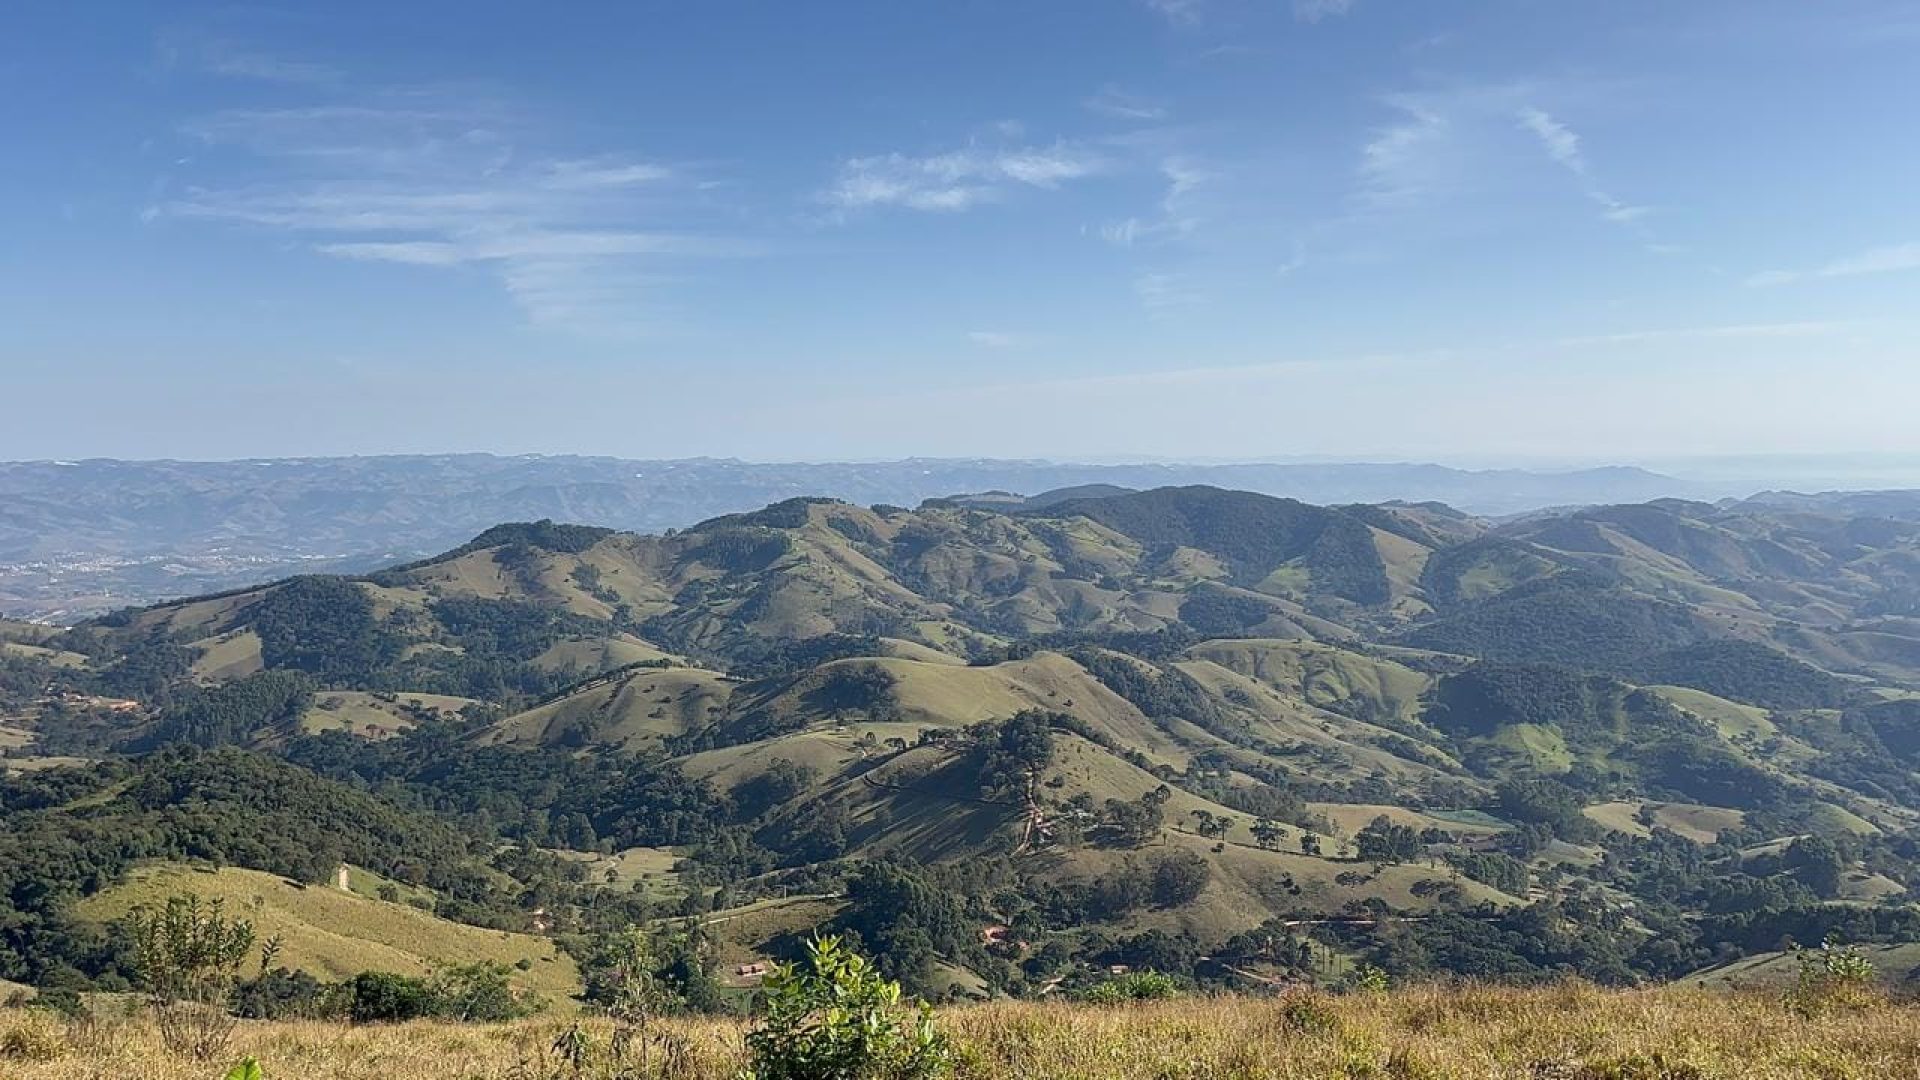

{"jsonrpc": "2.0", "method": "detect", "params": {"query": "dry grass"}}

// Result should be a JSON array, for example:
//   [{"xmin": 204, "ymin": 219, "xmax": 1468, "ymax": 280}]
[
  {"xmin": 4, "ymin": 984, "xmax": 1919, "ymax": 1079},
  {"xmin": 73, "ymin": 866, "xmax": 578, "ymax": 1001}
]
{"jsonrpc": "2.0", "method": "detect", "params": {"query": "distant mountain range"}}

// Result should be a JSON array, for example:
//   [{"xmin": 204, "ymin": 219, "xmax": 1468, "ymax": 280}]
[{"xmin": 2, "ymin": 454, "xmax": 1707, "ymax": 620}]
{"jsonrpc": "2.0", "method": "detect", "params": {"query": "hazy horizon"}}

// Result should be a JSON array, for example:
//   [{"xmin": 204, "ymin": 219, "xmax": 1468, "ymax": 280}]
[{"xmin": 10, "ymin": 448, "xmax": 1920, "ymax": 490}]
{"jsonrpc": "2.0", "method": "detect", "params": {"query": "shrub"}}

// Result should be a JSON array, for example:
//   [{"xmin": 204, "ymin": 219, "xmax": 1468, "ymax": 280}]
[
  {"xmin": 1346, "ymin": 964, "xmax": 1391, "ymax": 994},
  {"xmin": 427, "ymin": 962, "xmax": 541, "ymax": 1022},
  {"xmin": 1279, "ymin": 991, "xmax": 1341, "ymax": 1036},
  {"xmin": 1785, "ymin": 937, "xmax": 1880, "ymax": 1016},
  {"xmin": 126, "ymin": 894, "xmax": 257, "ymax": 1058},
  {"xmin": 1078, "ymin": 971, "xmax": 1184, "ymax": 1004},
  {"xmin": 741, "ymin": 935, "xmax": 949, "ymax": 1080},
  {"xmin": 335, "ymin": 971, "xmax": 435, "ymax": 1023},
  {"xmin": 0, "ymin": 1010, "xmax": 67, "ymax": 1061}
]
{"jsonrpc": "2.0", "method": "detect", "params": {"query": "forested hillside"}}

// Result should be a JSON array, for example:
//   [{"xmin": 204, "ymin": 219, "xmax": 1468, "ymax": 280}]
[{"xmin": 5, "ymin": 485, "xmax": 1920, "ymax": 1003}]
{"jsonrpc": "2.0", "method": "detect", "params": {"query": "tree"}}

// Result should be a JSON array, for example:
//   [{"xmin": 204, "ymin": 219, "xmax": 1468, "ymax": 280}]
[
  {"xmin": 1782, "ymin": 836, "xmax": 1848, "ymax": 899},
  {"xmin": 126, "ymin": 895, "xmax": 257, "ymax": 1057},
  {"xmin": 735, "ymin": 759, "xmax": 818, "ymax": 820},
  {"xmin": 336, "ymin": 971, "xmax": 434, "ymax": 1022},
  {"xmin": 1101, "ymin": 788, "xmax": 1171, "ymax": 847},
  {"xmin": 426, "ymin": 962, "xmax": 537, "ymax": 1022},
  {"xmin": 741, "ymin": 936, "xmax": 949, "ymax": 1080},
  {"xmin": 1251, "ymin": 818, "xmax": 1284, "ymax": 850},
  {"xmin": 1150, "ymin": 851, "xmax": 1212, "ymax": 908},
  {"xmin": 1300, "ymin": 831, "xmax": 1323, "ymax": 857},
  {"xmin": 1355, "ymin": 816, "xmax": 1423, "ymax": 865},
  {"xmin": 976, "ymin": 712, "xmax": 1057, "ymax": 800},
  {"xmin": 1189, "ymin": 810, "xmax": 1230, "ymax": 840}
]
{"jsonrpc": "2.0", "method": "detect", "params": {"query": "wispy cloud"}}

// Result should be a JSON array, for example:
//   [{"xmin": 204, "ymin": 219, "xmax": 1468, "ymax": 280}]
[
  {"xmin": 153, "ymin": 73, "xmax": 738, "ymax": 334},
  {"xmin": 1515, "ymin": 107, "xmax": 1647, "ymax": 225},
  {"xmin": 1276, "ymin": 240, "xmax": 1308, "ymax": 276},
  {"xmin": 967, "ymin": 330, "xmax": 1039, "ymax": 349},
  {"xmin": 1146, "ymin": 0, "xmax": 1355, "ymax": 24},
  {"xmin": 1084, "ymin": 85, "xmax": 1169, "ymax": 122},
  {"xmin": 541, "ymin": 160, "xmax": 675, "ymax": 190},
  {"xmin": 1102, "ymin": 157, "xmax": 1208, "ymax": 248},
  {"xmin": 1293, "ymin": 0, "xmax": 1356, "ymax": 23},
  {"xmin": 1142, "ymin": 0, "xmax": 1204, "ymax": 25},
  {"xmin": 824, "ymin": 140, "xmax": 1105, "ymax": 214},
  {"xmin": 1344, "ymin": 86, "xmax": 1668, "ymax": 258},
  {"xmin": 1357, "ymin": 95, "xmax": 1451, "ymax": 208},
  {"xmin": 1134, "ymin": 270, "xmax": 1202, "ymax": 313},
  {"xmin": 1747, "ymin": 242, "xmax": 1920, "ymax": 287},
  {"xmin": 158, "ymin": 32, "xmax": 343, "ymax": 86}
]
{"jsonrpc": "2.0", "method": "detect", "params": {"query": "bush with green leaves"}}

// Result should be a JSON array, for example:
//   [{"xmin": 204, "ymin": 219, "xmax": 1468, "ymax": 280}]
[
  {"xmin": 330, "ymin": 963, "xmax": 538, "ymax": 1023},
  {"xmin": 1279, "ymin": 991, "xmax": 1341, "ymax": 1036},
  {"xmin": 125, "ymin": 894, "xmax": 256, "ymax": 1058},
  {"xmin": 741, "ymin": 935, "xmax": 949, "ymax": 1080},
  {"xmin": 1346, "ymin": 964, "xmax": 1390, "ymax": 994},
  {"xmin": 1785, "ymin": 937, "xmax": 1879, "ymax": 1016},
  {"xmin": 1078, "ymin": 970, "xmax": 1184, "ymax": 1005}
]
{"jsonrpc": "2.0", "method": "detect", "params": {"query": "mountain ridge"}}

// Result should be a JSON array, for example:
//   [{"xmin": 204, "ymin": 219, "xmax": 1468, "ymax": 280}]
[{"xmin": 1, "ymin": 454, "xmax": 1706, "ymax": 620}]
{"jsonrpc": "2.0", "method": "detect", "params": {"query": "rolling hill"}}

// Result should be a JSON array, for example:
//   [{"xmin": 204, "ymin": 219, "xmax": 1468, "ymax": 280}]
[
  {"xmin": 6, "ymin": 484, "xmax": 1920, "ymax": 1001},
  {"xmin": 74, "ymin": 864, "xmax": 579, "ymax": 1002}
]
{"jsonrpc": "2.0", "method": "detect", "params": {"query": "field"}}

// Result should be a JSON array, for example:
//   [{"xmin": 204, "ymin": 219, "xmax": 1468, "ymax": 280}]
[
  {"xmin": 4, "ymin": 985, "xmax": 1919, "ymax": 1079},
  {"xmin": 72, "ymin": 866, "xmax": 577, "ymax": 1002},
  {"xmin": 1681, "ymin": 943, "xmax": 1920, "ymax": 989},
  {"xmin": 1582, "ymin": 800, "xmax": 1746, "ymax": 844}
]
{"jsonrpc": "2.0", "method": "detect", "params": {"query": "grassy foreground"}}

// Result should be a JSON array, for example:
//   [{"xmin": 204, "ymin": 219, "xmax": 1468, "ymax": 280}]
[{"xmin": 4, "ymin": 984, "xmax": 1919, "ymax": 1079}]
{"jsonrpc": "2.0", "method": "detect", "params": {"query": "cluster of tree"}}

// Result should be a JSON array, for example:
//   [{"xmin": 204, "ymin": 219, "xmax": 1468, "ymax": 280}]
[
  {"xmin": 1354, "ymin": 815, "xmax": 1425, "ymax": 864},
  {"xmin": 250, "ymin": 576, "xmax": 404, "ymax": 684},
  {"xmin": 983, "ymin": 626, "xmax": 1198, "ymax": 665},
  {"xmin": 1425, "ymin": 662, "xmax": 1621, "ymax": 739},
  {"xmin": 970, "ymin": 712, "xmax": 1057, "ymax": 800},
  {"xmin": 282, "ymin": 724, "xmax": 737, "ymax": 855},
  {"xmin": 688, "ymin": 526, "xmax": 795, "ymax": 574},
  {"xmin": 800, "ymin": 662, "xmax": 901, "ymax": 721},
  {"xmin": 127, "ymin": 669, "xmax": 315, "ymax": 750},
  {"xmin": 1627, "ymin": 640, "xmax": 1848, "ymax": 710},
  {"xmin": 731, "ymin": 758, "xmax": 820, "ymax": 821},
  {"xmin": 0, "ymin": 746, "xmax": 500, "ymax": 987},
  {"xmin": 1043, "ymin": 486, "xmax": 1390, "ymax": 603},
  {"xmin": 1177, "ymin": 584, "xmax": 1277, "ymax": 636},
  {"xmin": 1340, "ymin": 902, "xmax": 1642, "ymax": 986},
  {"xmin": 724, "ymin": 633, "xmax": 888, "ymax": 680},
  {"xmin": 1492, "ymin": 778, "xmax": 1601, "ymax": 843},
  {"xmin": 426, "ymin": 597, "xmax": 607, "ymax": 666},
  {"xmin": 1094, "ymin": 785, "xmax": 1173, "ymax": 846},
  {"xmin": 1443, "ymin": 850, "xmax": 1532, "ymax": 897},
  {"xmin": 367, "ymin": 520, "xmax": 616, "ymax": 582},
  {"xmin": 571, "ymin": 922, "xmax": 729, "ymax": 1015},
  {"xmin": 831, "ymin": 862, "xmax": 997, "ymax": 994},
  {"xmin": 1070, "ymin": 649, "xmax": 1230, "ymax": 735},
  {"xmin": 82, "ymin": 577, "xmax": 613, "ymax": 707},
  {"xmin": 1778, "ymin": 700, "xmax": 1920, "ymax": 808},
  {"xmin": 1399, "ymin": 574, "xmax": 1705, "ymax": 676},
  {"xmin": 1632, "ymin": 733, "xmax": 1792, "ymax": 810},
  {"xmin": 234, "ymin": 962, "xmax": 541, "ymax": 1023}
]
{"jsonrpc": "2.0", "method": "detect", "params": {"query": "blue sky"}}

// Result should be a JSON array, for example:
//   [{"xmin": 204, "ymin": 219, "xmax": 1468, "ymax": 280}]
[{"xmin": 4, "ymin": 0, "xmax": 1918, "ymax": 464}]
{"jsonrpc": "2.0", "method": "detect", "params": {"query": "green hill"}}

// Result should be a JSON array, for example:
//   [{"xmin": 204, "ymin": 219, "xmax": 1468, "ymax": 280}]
[
  {"xmin": 75, "ymin": 864, "xmax": 578, "ymax": 1001},
  {"xmin": 10, "ymin": 486, "xmax": 1920, "ymax": 1000}
]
